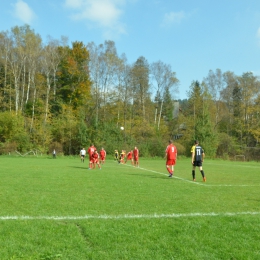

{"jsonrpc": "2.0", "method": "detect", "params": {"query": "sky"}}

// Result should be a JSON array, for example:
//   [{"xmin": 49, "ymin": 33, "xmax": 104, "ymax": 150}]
[{"xmin": 1, "ymin": 0, "xmax": 260, "ymax": 100}]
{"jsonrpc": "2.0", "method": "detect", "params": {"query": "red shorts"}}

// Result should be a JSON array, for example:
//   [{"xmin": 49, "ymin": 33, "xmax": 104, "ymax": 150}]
[
  {"xmin": 166, "ymin": 159, "xmax": 176, "ymax": 166},
  {"xmin": 134, "ymin": 156, "xmax": 138, "ymax": 161},
  {"xmin": 92, "ymin": 158, "xmax": 99, "ymax": 164}
]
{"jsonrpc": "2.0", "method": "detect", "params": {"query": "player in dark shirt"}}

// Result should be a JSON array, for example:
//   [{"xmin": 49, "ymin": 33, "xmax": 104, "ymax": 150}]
[{"xmin": 191, "ymin": 140, "xmax": 206, "ymax": 182}]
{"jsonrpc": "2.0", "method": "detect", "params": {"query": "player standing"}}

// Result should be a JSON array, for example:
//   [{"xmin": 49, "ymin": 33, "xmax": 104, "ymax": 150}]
[
  {"xmin": 191, "ymin": 140, "xmax": 206, "ymax": 182},
  {"xmin": 99, "ymin": 147, "xmax": 106, "ymax": 164},
  {"xmin": 114, "ymin": 150, "xmax": 119, "ymax": 161},
  {"xmin": 133, "ymin": 146, "xmax": 139, "ymax": 167},
  {"xmin": 80, "ymin": 147, "xmax": 86, "ymax": 163},
  {"xmin": 52, "ymin": 149, "xmax": 56, "ymax": 159},
  {"xmin": 88, "ymin": 144, "xmax": 96, "ymax": 169},
  {"xmin": 165, "ymin": 140, "xmax": 177, "ymax": 177}
]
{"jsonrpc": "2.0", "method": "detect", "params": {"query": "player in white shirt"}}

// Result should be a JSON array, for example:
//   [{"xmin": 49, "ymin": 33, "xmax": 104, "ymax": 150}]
[{"xmin": 80, "ymin": 148, "xmax": 86, "ymax": 163}]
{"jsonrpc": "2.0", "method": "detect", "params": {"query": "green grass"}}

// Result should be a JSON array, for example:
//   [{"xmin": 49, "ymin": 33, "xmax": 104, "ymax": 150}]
[{"xmin": 0, "ymin": 156, "xmax": 259, "ymax": 259}]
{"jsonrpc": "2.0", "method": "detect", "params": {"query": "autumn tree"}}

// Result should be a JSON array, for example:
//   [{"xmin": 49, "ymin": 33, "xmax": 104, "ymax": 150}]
[{"xmin": 57, "ymin": 41, "xmax": 91, "ymax": 109}]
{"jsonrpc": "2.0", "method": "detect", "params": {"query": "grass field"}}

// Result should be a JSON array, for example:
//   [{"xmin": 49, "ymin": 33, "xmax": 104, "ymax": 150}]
[{"xmin": 0, "ymin": 155, "xmax": 259, "ymax": 260}]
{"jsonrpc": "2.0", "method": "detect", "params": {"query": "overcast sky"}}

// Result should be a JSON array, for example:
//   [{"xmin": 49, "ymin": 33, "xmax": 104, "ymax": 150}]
[{"xmin": 1, "ymin": 0, "xmax": 260, "ymax": 99}]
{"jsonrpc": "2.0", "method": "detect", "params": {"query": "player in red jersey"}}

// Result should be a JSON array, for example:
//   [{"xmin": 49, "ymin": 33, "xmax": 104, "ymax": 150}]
[
  {"xmin": 126, "ymin": 150, "xmax": 133, "ymax": 165},
  {"xmin": 88, "ymin": 144, "xmax": 96, "ymax": 169},
  {"xmin": 99, "ymin": 147, "xmax": 106, "ymax": 164},
  {"xmin": 91, "ymin": 150, "xmax": 101, "ymax": 169},
  {"xmin": 165, "ymin": 140, "xmax": 177, "ymax": 177},
  {"xmin": 133, "ymin": 146, "xmax": 139, "ymax": 167}
]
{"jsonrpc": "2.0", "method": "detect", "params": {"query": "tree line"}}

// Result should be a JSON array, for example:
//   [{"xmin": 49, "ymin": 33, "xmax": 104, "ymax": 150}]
[{"xmin": 0, "ymin": 25, "xmax": 260, "ymax": 159}]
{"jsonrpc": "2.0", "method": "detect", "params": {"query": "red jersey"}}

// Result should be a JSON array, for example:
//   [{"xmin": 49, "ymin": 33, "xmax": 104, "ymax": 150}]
[
  {"xmin": 127, "ymin": 151, "xmax": 132, "ymax": 160},
  {"xmin": 91, "ymin": 152, "xmax": 99, "ymax": 163},
  {"xmin": 133, "ymin": 148, "xmax": 139, "ymax": 159},
  {"xmin": 88, "ymin": 146, "xmax": 96, "ymax": 156},
  {"xmin": 100, "ymin": 149, "xmax": 106, "ymax": 159},
  {"xmin": 165, "ymin": 144, "xmax": 177, "ymax": 160}
]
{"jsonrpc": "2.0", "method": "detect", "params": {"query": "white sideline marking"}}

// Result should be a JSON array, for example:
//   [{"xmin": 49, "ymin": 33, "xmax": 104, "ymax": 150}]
[
  {"xmin": 0, "ymin": 212, "xmax": 259, "ymax": 221},
  {"xmin": 121, "ymin": 163, "xmax": 260, "ymax": 187}
]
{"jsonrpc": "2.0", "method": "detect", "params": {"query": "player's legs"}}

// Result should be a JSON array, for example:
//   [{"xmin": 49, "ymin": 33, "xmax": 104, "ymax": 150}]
[
  {"xmin": 199, "ymin": 165, "xmax": 206, "ymax": 181},
  {"xmin": 89, "ymin": 156, "xmax": 93, "ymax": 169},
  {"xmin": 166, "ymin": 159, "xmax": 174, "ymax": 177},
  {"xmin": 166, "ymin": 165, "xmax": 173, "ymax": 177},
  {"xmin": 192, "ymin": 163, "xmax": 196, "ymax": 181}
]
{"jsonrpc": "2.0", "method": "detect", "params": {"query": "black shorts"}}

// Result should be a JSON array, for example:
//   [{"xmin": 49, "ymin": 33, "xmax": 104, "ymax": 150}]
[{"xmin": 193, "ymin": 161, "xmax": 202, "ymax": 167}]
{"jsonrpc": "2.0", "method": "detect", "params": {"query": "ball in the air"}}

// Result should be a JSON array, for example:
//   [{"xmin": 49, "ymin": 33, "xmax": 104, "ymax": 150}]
[{"xmin": 120, "ymin": 126, "xmax": 124, "ymax": 130}]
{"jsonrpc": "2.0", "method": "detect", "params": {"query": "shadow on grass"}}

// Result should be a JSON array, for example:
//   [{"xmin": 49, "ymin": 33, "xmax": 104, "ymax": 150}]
[{"xmin": 68, "ymin": 166, "xmax": 88, "ymax": 170}]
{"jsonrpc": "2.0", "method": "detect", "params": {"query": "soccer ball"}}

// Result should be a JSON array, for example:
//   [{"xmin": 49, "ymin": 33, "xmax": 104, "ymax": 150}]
[{"xmin": 120, "ymin": 126, "xmax": 124, "ymax": 130}]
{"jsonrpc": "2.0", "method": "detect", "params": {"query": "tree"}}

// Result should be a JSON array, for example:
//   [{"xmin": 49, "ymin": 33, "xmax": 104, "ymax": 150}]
[
  {"xmin": 131, "ymin": 56, "xmax": 150, "ymax": 120},
  {"xmin": 237, "ymin": 72, "xmax": 260, "ymax": 146},
  {"xmin": 41, "ymin": 37, "xmax": 67, "ymax": 123},
  {"xmin": 57, "ymin": 41, "xmax": 91, "ymax": 109},
  {"xmin": 150, "ymin": 60, "xmax": 179, "ymax": 130},
  {"xmin": 203, "ymin": 69, "xmax": 226, "ymax": 128},
  {"xmin": 187, "ymin": 81, "xmax": 217, "ymax": 157},
  {"xmin": 0, "ymin": 31, "xmax": 12, "ymax": 111}
]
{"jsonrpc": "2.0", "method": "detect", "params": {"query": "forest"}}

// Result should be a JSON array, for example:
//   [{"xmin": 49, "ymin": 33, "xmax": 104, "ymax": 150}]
[{"xmin": 0, "ymin": 25, "xmax": 260, "ymax": 160}]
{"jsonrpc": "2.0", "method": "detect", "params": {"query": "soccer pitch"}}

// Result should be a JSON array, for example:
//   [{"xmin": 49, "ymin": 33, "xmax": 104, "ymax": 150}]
[{"xmin": 0, "ymin": 156, "xmax": 259, "ymax": 259}]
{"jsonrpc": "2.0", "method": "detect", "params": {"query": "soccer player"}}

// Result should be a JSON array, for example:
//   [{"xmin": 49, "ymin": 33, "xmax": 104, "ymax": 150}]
[
  {"xmin": 80, "ymin": 147, "xmax": 86, "ymax": 163},
  {"xmin": 91, "ymin": 150, "xmax": 101, "ymax": 169},
  {"xmin": 88, "ymin": 144, "xmax": 96, "ymax": 169},
  {"xmin": 120, "ymin": 150, "xmax": 126, "ymax": 164},
  {"xmin": 114, "ymin": 150, "xmax": 119, "ymax": 161},
  {"xmin": 126, "ymin": 150, "xmax": 133, "ymax": 165},
  {"xmin": 52, "ymin": 149, "xmax": 56, "ymax": 159},
  {"xmin": 99, "ymin": 147, "xmax": 106, "ymax": 164},
  {"xmin": 191, "ymin": 140, "xmax": 206, "ymax": 182},
  {"xmin": 165, "ymin": 140, "xmax": 177, "ymax": 177},
  {"xmin": 133, "ymin": 146, "xmax": 139, "ymax": 167}
]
